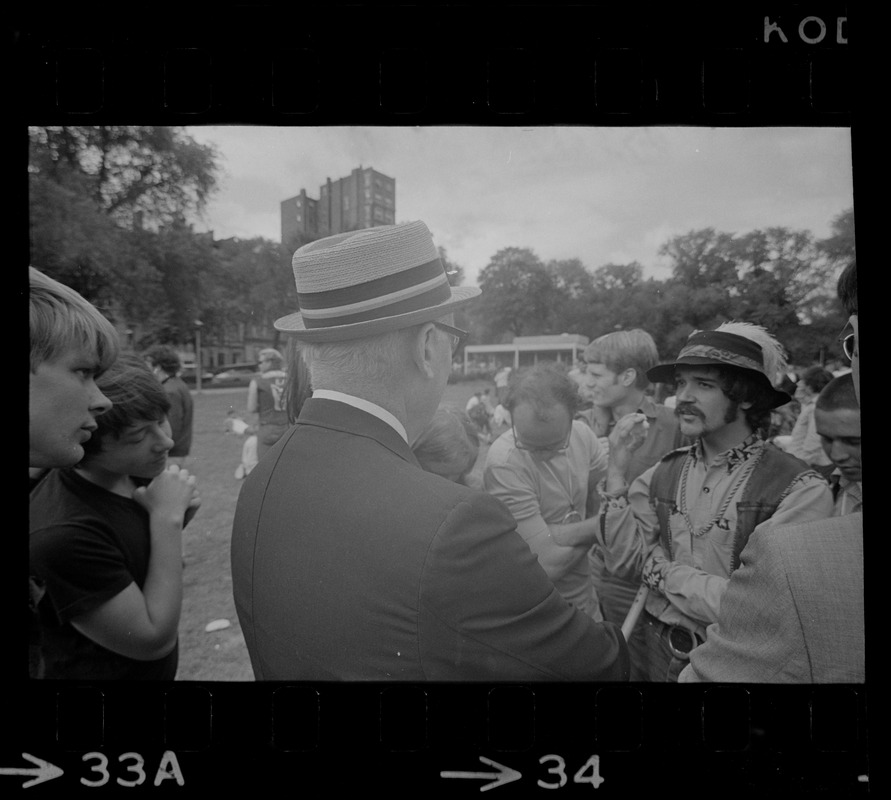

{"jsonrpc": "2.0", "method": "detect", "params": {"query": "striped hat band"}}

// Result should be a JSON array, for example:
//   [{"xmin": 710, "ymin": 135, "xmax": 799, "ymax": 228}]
[
  {"xmin": 297, "ymin": 257, "xmax": 451, "ymax": 328},
  {"xmin": 275, "ymin": 220, "xmax": 480, "ymax": 341},
  {"xmin": 646, "ymin": 329, "xmax": 791, "ymax": 409}
]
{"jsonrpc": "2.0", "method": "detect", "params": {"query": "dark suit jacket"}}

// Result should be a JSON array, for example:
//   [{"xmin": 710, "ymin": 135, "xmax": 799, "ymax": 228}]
[
  {"xmin": 231, "ymin": 398, "xmax": 629, "ymax": 681},
  {"xmin": 679, "ymin": 511, "xmax": 864, "ymax": 683}
]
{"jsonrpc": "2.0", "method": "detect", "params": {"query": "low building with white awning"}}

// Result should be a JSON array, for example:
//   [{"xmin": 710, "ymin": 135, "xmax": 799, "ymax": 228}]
[{"xmin": 460, "ymin": 333, "xmax": 589, "ymax": 375}]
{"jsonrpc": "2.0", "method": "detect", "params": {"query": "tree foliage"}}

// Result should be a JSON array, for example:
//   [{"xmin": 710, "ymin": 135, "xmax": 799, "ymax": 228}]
[
  {"xmin": 545, "ymin": 258, "xmax": 596, "ymax": 336},
  {"xmin": 203, "ymin": 236, "xmax": 298, "ymax": 350},
  {"xmin": 470, "ymin": 221, "xmax": 854, "ymax": 366},
  {"xmin": 29, "ymin": 171, "xmax": 128, "ymax": 311},
  {"xmin": 817, "ymin": 207, "xmax": 855, "ymax": 264},
  {"xmin": 29, "ymin": 125, "xmax": 225, "ymax": 343},
  {"xmin": 28, "ymin": 125, "xmax": 854, "ymax": 368},
  {"xmin": 472, "ymin": 247, "xmax": 559, "ymax": 340},
  {"xmin": 29, "ymin": 126, "xmax": 219, "ymax": 229}
]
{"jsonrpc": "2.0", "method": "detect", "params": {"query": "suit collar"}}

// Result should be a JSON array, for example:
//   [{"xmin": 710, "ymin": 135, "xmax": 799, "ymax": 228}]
[
  {"xmin": 311, "ymin": 389, "xmax": 407, "ymax": 442},
  {"xmin": 297, "ymin": 397, "xmax": 419, "ymax": 467}
]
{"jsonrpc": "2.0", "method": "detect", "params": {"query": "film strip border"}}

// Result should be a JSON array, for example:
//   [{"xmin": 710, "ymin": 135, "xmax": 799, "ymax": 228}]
[
  {"xmin": 4, "ymin": 683, "xmax": 870, "ymax": 791},
  {"xmin": 13, "ymin": 7, "xmax": 853, "ymax": 124},
  {"xmin": 10, "ymin": 4, "xmax": 873, "ymax": 794}
]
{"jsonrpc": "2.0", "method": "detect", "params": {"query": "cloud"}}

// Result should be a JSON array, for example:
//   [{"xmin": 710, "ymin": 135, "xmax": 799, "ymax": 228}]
[{"xmin": 186, "ymin": 125, "xmax": 853, "ymax": 288}]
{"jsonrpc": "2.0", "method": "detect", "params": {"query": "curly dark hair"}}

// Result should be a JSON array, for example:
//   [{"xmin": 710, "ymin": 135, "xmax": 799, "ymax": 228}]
[
  {"xmin": 837, "ymin": 259, "xmax": 857, "ymax": 316},
  {"xmin": 505, "ymin": 363, "xmax": 584, "ymax": 419},
  {"xmin": 143, "ymin": 344, "xmax": 181, "ymax": 376},
  {"xmin": 711, "ymin": 365, "xmax": 777, "ymax": 434}
]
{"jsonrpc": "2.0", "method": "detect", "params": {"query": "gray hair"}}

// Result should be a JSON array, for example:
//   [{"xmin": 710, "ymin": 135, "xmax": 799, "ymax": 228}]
[{"xmin": 301, "ymin": 325, "xmax": 422, "ymax": 387}]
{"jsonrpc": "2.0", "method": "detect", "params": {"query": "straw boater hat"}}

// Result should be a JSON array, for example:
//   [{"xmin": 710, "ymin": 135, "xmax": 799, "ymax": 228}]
[
  {"xmin": 275, "ymin": 221, "xmax": 480, "ymax": 341},
  {"xmin": 647, "ymin": 321, "xmax": 792, "ymax": 409}
]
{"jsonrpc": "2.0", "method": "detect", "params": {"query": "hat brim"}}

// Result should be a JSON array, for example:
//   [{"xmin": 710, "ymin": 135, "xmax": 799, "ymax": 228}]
[
  {"xmin": 648, "ymin": 358, "xmax": 792, "ymax": 409},
  {"xmin": 274, "ymin": 286, "xmax": 481, "ymax": 341}
]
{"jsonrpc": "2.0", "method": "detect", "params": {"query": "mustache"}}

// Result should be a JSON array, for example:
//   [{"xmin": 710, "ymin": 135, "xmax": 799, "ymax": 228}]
[{"xmin": 675, "ymin": 404, "xmax": 704, "ymax": 419}]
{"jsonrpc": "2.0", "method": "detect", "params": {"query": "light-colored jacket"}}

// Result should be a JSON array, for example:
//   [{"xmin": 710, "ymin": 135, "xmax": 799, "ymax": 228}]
[{"xmin": 679, "ymin": 511, "xmax": 864, "ymax": 683}]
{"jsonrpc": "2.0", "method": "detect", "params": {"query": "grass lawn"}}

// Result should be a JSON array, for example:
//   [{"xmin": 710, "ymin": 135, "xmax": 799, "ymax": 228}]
[{"xmin": 176, "ymin": 377, "xmax": 498, "ymax": 681}]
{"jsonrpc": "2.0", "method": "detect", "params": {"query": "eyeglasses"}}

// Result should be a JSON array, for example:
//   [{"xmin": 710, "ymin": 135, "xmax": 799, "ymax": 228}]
[
  {"xmin": 511, "ymin": 422, "xmax": 572, "ymax": 454},
  {"xmin": 838, "ymin": 314, "xmax": 857, "ymax": 362},
  {"xmin": 433, "ymin": 321, "xmax": 468, "ymax": 357}
]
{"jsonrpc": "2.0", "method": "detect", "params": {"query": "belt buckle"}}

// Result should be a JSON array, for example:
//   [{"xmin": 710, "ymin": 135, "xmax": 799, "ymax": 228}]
[{"xmin": 666, "ymin": 625, "xmax": 697, "ymax": 660}]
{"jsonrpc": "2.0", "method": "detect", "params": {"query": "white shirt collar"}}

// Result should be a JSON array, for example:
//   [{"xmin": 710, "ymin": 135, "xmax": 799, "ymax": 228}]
[{"xmin": 311, "ymin": 389, "xmax": 408, "ymax": 443}]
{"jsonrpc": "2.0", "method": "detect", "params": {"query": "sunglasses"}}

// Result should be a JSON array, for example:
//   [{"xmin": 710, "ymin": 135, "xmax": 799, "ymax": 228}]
[{"xmin": 433, "ymin": 321, "xmax": 468, "ymax": 357}]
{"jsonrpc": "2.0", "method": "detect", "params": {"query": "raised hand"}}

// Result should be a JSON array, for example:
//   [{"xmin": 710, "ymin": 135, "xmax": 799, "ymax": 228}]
[
  {"xmin": 607, "ymin": 412, "xmax": 650, "ymax": 476},
  {"xmin": 132, "ymin": 464, "xmax": 199, "ymax": 524}
]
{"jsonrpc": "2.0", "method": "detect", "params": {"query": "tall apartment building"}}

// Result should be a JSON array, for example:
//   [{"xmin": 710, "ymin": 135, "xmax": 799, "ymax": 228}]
[{"xmin": 280, "ymin": 166, "xmax": 396, "ymax": 245}]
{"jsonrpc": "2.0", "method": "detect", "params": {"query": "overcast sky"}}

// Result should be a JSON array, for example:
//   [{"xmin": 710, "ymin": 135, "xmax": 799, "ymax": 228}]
[{"xmin": 184, "ymin": 126, "xmax": 853, "ymax": 288}]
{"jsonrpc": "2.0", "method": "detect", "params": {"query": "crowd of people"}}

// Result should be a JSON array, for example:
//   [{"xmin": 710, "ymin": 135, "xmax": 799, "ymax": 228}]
[{"xmin": 28, "ymin": 219, "xmax": 862, "ymax": 684}]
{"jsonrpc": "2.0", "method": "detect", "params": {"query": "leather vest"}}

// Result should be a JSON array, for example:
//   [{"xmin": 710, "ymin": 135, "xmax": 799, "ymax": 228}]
[{"xmin": 649, "ymin": 443, "xmax": 819, "ymax": 573}]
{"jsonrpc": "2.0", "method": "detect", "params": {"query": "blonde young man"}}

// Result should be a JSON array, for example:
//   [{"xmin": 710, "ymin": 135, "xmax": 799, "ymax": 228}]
[
  {"xmin": 29, "ymin": 267, "xmax": 119, "ymax": 677},
  {"xmin": 246, "ymin": 347, "xmax": 289, "ymax": 459},
  {"xmin": 29, "ymin": 267, "xmax": 118, "ymax": 475},
  {"xmin": 582, "ymin": 329, "xmax": 686, "ymax": 680}
]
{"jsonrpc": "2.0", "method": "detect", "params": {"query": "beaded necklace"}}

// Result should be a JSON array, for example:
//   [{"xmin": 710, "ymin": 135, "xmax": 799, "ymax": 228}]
[
  {"xmin": 541, "ymin": 455, "xmax": 577, "ymax": 518},
  {"xmin": 677, "ymin": 445, "xmax": 763, "ymax": 537}
]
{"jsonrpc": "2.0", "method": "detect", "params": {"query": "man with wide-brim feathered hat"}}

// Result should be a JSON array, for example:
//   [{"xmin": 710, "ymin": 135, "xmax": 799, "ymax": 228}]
[{"xmin": 592, "ymin": 321, "xmax": 834, "ymax": 681}]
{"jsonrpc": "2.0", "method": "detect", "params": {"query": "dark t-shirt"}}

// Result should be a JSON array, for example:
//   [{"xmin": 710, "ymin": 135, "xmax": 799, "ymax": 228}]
[
  {"xmin": 29, "ymin": 468, "xmax": 178, "ymax": 680},
  {"xmin": 256, "ymin": 371, "xmax": 289, "ymax": 426},
  {"xmin": 29, "ymin": 469, "xmax": 51, "ymax": 678},
  {"xmin": 162, "ymin": 376, "xmax": 194, "ymax": 457}
]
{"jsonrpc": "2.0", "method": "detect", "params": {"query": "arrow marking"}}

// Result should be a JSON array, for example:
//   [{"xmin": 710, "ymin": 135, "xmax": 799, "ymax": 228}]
[
  {"xmin": 441, "ymin": 756, "xmax": 522, "ymax": 792},
  {"xmin": 0, "ymin": 753, "xmax": 65, "ymax": 789}
]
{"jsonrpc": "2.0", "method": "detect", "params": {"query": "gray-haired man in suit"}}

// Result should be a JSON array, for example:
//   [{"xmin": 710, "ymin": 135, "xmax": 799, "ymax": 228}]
[{"xmin": 230, "ymin": 221, "xmax": 629, "ymax": 682}]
